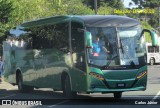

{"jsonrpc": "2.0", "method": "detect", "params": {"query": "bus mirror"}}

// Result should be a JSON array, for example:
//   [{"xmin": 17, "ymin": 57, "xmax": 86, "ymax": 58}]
[
  {"xmin": 85, "ymin": 31, "xmax": 92, "ymax": 48},
  {"xmin": 142, "ymin": 29, "xmax": 159, "ymax": 46},
  {"xmin": 150, "ymin": 31, "xmax": 158, "ymax": 46}
]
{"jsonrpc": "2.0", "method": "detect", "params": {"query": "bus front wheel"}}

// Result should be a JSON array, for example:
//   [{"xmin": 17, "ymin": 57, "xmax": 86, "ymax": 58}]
[
  {"xmin": 63, "ymin": 75, "xmax": 77, "ymax": 98},
  {"xmin": 114, "ymin": 92, "xmax": 122, "ymax": 99}
]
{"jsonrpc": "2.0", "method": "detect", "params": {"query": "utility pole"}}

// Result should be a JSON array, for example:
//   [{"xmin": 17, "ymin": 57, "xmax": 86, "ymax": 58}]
[
  {"xmin": 158, "ymin": 5, "xmax": 160, "ymax": 33},
  {"xmin": 94, "ymin": 0, "xmax": 97, "ymax": 15},
  {"xmin": 158, "ymin": 6, "xmax": 160, "ymax": 28}
]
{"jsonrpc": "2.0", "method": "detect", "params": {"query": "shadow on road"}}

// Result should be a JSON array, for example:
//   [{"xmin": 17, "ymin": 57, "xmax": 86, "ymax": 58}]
[
  {"xmin": 0, "ymin": 88, "xmax": 158, "ymax": 99},
  {"xmin": 0, "ymin": 88, "xmax": 160, "ymax": 107}
]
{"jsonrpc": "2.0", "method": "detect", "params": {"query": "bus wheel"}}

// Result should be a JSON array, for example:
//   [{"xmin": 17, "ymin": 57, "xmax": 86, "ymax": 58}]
[
  {"xmin": 114, "ymin": 92, "xmax": 122, "ymax": 99},
  {"xmin": 17, "ymin": 74, "xmax": 33, "ymax": 92},
  {"xmin": 63, "ymin": 75, "xmax": 77, "ymax": 98},
  {"xmin": 17, "ymin": 73, "xmax": 26, "ymax": 92},
  {"xmin": 150, "ymin": 58, "xmax": 155, "ymax": 65}
]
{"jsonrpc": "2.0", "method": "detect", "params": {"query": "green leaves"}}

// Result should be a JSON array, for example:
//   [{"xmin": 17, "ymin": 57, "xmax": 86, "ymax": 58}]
[
  {"xmin": 66, "ymin": 1, "xmax": 94, "ymax": 15},
  {"xmin": 0, "ymin": 0, "xmax": 13, "ymax": 24},
  {"xmin": 131, "ymin": 0, "xmax": 159, "ymax": 28},
  {"xmin": 83, "ymin": 0, "xmax": 124, "ymax": 9}
]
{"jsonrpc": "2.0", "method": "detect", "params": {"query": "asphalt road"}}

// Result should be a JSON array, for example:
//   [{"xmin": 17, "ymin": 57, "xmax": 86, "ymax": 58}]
[{"xmin": 0, "ymin": 65, "xmax": 160, "ymax": 108}]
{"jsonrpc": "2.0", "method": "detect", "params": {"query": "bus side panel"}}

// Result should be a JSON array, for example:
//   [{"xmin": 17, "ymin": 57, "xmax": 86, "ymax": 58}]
[
  {"xmin": 69, "ymin": 68, "xmax": 87, "ymax": 92},
  {"xmin": 33, "ymin": 48, "xmax": 88, "ymax": 91},
  {"xmin": 32, "ymin": 49, "xmax": 71, "ymax": 89},
  {"xmin": 15, "ymin": 50, "xmax": 36, "ymax": 86},
  {"xmin": 3, "ymin": 50, "xmax": 16, "ymax": 83}
]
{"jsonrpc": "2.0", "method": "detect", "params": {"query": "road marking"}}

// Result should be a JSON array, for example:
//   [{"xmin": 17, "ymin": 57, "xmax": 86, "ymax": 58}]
[
  {"xmin": 0, "ymin": 94, "xmax": 17, "ymax": 99},
  {"xmin": 151, "ymin": 90, "xmax": 160, "ymax": 101},
  {"xmin": 48, "ymin": 100, "xmax": 70, "ymax": 107}
]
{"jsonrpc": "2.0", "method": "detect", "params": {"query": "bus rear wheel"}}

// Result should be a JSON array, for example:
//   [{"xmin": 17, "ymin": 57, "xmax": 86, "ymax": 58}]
[
  {"xmin": 17, "ymin": 74, "xmax": 33, "ymax": 92},
  {"xmin": 18, "ymin": 73, "xmax": 25, "ymax": 92},
  {"xmin": 63, "ymin": 75, "xmax": 77, "ymax": 98},
  {"xmin": 114, "ymin": 92, "xmax": 122, "ymax": 99}
]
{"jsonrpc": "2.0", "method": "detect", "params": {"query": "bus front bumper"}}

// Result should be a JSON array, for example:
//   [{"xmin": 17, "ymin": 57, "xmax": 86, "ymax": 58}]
[{"xmin": 88, "ymin": 86, "xmax": 146, "ymax": 93}]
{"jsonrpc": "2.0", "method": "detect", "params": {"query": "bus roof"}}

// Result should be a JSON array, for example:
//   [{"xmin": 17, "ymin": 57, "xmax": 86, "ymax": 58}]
[{"xmin": 20, "ymin": 15, "xmax": 140, "ymax": 28}]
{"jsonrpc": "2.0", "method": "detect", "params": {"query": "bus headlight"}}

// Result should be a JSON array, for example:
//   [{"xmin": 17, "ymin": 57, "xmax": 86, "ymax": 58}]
[
  {"xmin": 136, "ymin": 71, "xmax": 147, "ymax": 79},
  {"xmin": 89, "ymin": 72, "xmax": 104, "ymax": 81}
]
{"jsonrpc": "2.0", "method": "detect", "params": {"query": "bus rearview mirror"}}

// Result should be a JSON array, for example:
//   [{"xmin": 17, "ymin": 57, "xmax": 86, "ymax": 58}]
[
  {"xmin": 150, "ymin": 31, "xmax": 158, "ymax": 46},
  {"xmin": 142, "ymin": 29, "xmax": 159, "ymax": 46},
  {"xmin": 85, "ymin": 31, "xmax": 92, "ymax": 48}
]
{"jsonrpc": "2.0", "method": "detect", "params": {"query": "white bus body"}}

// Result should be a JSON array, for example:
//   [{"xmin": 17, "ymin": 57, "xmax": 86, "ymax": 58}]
[{"xmin": 146, "ymin": 43, "xmax": 160, "ymax": 65}]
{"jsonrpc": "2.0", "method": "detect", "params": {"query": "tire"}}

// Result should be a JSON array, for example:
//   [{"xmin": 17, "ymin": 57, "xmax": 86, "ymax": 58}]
[
  {"xmin": 17, "ymin": 73, "xmax": 25, "ymax": 92},
  {"xmin": 17, "ymin": 74, "xmax": 33, "ymax": 92},
  {"xmin": 114, "ymin": 92, "xmax": 122, "ymax": 99},
  {"xmin": 150, "ymin": 58, "xmax": 155, "ymax": 65},
  {"xmin": 63, "ymin": 75, "xmax": 77, "ymax": 98}
]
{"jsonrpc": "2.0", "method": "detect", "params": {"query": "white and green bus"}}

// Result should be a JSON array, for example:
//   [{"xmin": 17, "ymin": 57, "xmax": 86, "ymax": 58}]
[{"xmin": 3, "ymin": 15, "xmax": 158, "ymax": 99}]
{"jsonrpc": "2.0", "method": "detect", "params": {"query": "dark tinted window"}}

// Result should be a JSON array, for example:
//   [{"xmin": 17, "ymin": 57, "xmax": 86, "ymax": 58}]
[
  {"xmin": 6, "ymin": 23, "xmax": 69, "ymax": 52},
  {"xmin": 28, "ymin": 23, "xmax": 69, "ymax": 50},
  {"xmin": 148, "ymin": 46, "xmax": 159, "ymax": 53}
]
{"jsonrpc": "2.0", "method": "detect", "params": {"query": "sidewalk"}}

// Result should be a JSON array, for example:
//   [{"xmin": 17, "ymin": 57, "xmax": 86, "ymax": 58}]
[
  {"xmin": 0, "ymin": 82, "xmax": 17, "ymax": 91},
  {"xmin": 0, "ymin": 77, "xmax": 17, "ymax": 90}
]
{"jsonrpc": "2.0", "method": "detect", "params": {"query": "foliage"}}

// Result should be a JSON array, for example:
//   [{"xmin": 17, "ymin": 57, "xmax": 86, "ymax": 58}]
[
  {"xmin": 132, "ymin": 0, "xmax": 159, "ymax": 8},
  {"xmin": 97, "ymin": 6, "xmax": 112, "ymax": 15},
  {"xmin": 65, "ymin": 1, "xmax": 94, "ymax": 15},
  {"xmin": 0, "ymin": 0, "xmax": 125, "ymax": 34},
  {"xmin": 0, "ymin": 0, "xmax": 13, "ymax": 35},
  {"xmin": 11, "ymin": 0, "xmax": 54, "ymax": 24},
  {"xmin": 131, "ymin": 0, "xmax": 159, "ymax": 28},
  {"xmin": 83, "ymin": 0, "xmax": 124, "ymax": 9},
  {"xmin": 0, "ymin": 0, "xmax": 13, "ymax": 24}
]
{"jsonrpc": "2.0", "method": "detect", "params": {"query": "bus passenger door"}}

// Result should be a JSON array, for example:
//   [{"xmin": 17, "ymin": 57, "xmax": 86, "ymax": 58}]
[{"xmin": 70, "ymin": 22, "xmax": 87, "ymax": 91}]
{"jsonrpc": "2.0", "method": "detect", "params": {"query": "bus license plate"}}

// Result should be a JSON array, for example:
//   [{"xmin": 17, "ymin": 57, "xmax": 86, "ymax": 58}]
[{"xmin": 117, "ymin": 83, "xmax": 125, "ymax": 87}]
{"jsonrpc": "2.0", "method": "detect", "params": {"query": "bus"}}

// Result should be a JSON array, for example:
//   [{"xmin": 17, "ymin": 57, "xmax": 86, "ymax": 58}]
[
  {"xmin": 3, "ymin": 15, "xmax": 158, "ymax": 99},
  {"xmin": 146, "ymin": 42, "xmax": 160, "ymax": 65}
]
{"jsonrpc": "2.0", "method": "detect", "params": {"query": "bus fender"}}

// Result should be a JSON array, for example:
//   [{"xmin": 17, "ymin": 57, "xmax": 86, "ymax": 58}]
[{"xmin": 61, "ymin": 71, "xmax": 72, "ymax": 90}]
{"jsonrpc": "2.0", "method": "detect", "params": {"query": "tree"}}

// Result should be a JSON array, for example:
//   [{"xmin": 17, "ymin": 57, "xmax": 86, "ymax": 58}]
[
  {"xmin": 97, "ymin": 5, "xmax": 112, "ymax": 15},
  {"xmin": 65, "ymin": 0, "xmax": 94, "ymax": 15},
  {"xmin": 132, "ymin": 0, "xmax": 159, "ymax": 28},
  {"xmin": 0, "ymin": 0, "xmax": 13, "ymax": 24},
  {"xmin": 11, "ymin": 0, "xmax": 54, "ymax": 24},
  {"xmin": 132, "ymin": 0, "xmax": 159, "ymax": 8},
  {"xmin": 83, "ymin": 0, "xmax": 124, "ymax": 10},
  {"xmin": 0, "ymin": 0, "xmax": 13, "ymax": 35}
]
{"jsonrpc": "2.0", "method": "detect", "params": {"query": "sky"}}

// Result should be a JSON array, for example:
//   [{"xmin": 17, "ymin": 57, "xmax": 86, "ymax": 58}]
[{"xmin": 123, "ymin": 0, "xmax": 138, "ymax": 8}]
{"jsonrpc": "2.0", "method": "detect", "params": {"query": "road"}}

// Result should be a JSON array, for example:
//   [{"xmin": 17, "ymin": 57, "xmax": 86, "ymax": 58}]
[{"xmin": 0, "ymin": 65, "xmax": 160, "ymax": 108}]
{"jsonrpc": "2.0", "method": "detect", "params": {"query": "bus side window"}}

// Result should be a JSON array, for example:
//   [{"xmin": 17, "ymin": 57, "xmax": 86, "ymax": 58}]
[{"xmin": 155, "ymin": 46, "xmax": 159, "ymax": 53}]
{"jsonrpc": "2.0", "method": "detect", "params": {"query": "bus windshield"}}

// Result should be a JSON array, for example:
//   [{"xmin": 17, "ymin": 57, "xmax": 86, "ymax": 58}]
[{"xmin": 87, "ymin": 25, "xmax": 146, "ymax": 69}]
